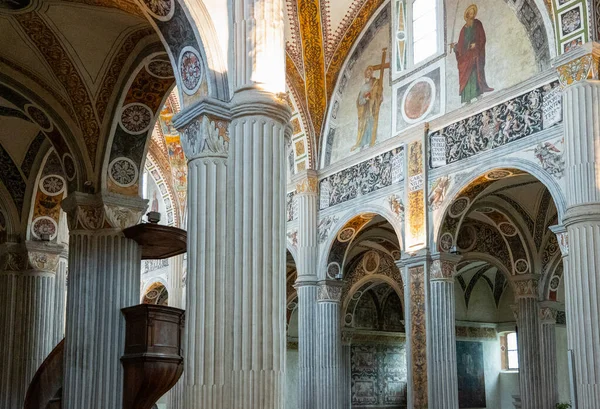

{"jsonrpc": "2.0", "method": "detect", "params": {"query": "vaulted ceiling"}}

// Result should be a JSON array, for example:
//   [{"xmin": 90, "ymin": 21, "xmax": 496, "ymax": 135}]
[{"xmin": 285, "ymin": 0, "xmax": 386, "ymax": 169}]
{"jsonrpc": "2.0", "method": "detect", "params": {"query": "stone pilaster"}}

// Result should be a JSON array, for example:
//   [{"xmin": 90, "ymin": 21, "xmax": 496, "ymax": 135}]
[
  {"xmin": 0, "ymin": 240, "xmax": 63, "ymax": 409},
  {"xmin": 557, "ymin": 42, "xmax": 600, "ymax": 407},
  {"xmin": 293, "ymin": 170, "xmax": 319, "ymax": 409},
  {"xmin": 228, "ymin": 89, "xmax": 291, "ymax": 409},
  {"xmin": 539, "ymin": 305, "xmax": 559, "ymax": 409},
  {"xmin": 174, "ymin": 106, "xmax": 230, "ymax": 409},
  {"xmin": 398, "ymin": 253, "xmax": 429, "ymax": 409},
  {"xmin": 429, "ymin": 254, "xmax": 460, "ymax": 409},
  {"xmin": 166, "ymin": 253, "xmax": 185, "ymax": 409},
  {"xmin": 513, "ymin": 278, "xmax": 544, "ymax": 409},
  {"xmin": 316, "ymin": 280, "xmax": 343, "ymax": 409},
  {"xmin": 60, "ymin": 193, "xmax": 146, "ymax": 409}
]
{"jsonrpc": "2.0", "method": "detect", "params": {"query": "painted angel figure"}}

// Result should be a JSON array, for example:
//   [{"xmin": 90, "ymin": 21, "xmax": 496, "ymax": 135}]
[{"xmin": 450, "ymin": 4, "xmax": 494, "ymax": 104}]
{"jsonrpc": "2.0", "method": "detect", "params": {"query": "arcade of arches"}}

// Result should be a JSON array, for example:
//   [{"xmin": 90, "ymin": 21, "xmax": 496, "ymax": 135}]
[{"xmin": 2, "ymin": 0, "xmax": 600, "ymax": 408}]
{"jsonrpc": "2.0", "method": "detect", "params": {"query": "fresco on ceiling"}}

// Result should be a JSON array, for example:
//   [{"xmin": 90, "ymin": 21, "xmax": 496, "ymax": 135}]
[
  {"xmin": 142, "ymin": 282, "xmax": 169, "ymax": 306},
  {"xmin": 326, "ymin": 8, "xmax": 392, "ymax": 166},
  {"xmin": 445, "ymin": 1, "xmax": 538, "ymax": 111}
]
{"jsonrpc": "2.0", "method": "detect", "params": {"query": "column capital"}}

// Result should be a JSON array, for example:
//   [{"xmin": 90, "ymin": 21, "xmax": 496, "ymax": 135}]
[
  {"xmin": 539, "ymin": 305, "xmax": 559, "ymax": 325},
  {"xmin": 178, "ymin": 115, "xmax": 230, "ymax": 159},
  {"xmin": 61, "ymin": 192, "xmax": 147, "ymax": 232},
  {"xmin": 513, "ymin": 277, "xmax": 539, "ymax": 299},
  {"xmin": 292, "ymin": 170, "xmax": 319, "ymax": 195},
  {"xmin": 430, "ymin": 252, "xmax": 462, "ymax": 281},
  {"xmin": 555, "ymin": 42, "xmax": 600, "ymax": 87},
  {"xmin": 549, "ymin": 225, "xmax": 569, "ymax": 257},
  {"xmin": 341, "ymin": 330, "xmax": 353, "ymax": 346},
  {"xmin": 317, "ymin": 280, "xmax": 344, "ymax": 303},
  {"xmin": 0, "ymin": 240, "xmax": 64, "ymax": 274}
]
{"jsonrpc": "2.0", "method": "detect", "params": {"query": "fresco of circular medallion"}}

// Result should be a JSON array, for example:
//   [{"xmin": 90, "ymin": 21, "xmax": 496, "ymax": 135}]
[
  {"xmin": 498, "ymin": 222, "xmax": 517, "ymax": 236},
  {"xmin": 40, "ymin": 175, "xmax": 65, "ymax": 196},
  {"xmin": 32, "ymin": 216, "xmax": 58, "ymax": 240},
  {"xmin": 179, "ymin": 47, "xmax": 203, "ymax": 95},
  {"xmin": 401, "ymin": 77, "xmax": 435, "ymax": 124},
  {"xmin": 439, "ymin": 232, "xmax": 454, "ymax": 252},
  {"xmin": 344, "ymin": 313, "xmax": 354, "ymax": 325},
  {"xmin": 351, "ymin": 290, "xmax": 363, "ymax": 301},
  {"xmin": 109, "ymin": 157, "xmax": 139, "ymax": 188},
  {"xmin": 337, "ymin": 227, "xmax": 356, "ymax": 243},
  {"xmin": 456, "ymin": 225, "xmax": 476, "ymax": 252},
  {"xmin": 362, "ymin": 250, "xmax": 380, "ymax": 274},
  {"xmin": 141, "ymin": 0, "xmax": 174, "ymax": 21},
  {"xmin": 120, "ymin": 103, "xmax": 153, "ymax": 135},
  {"xmin": 550, "ymin": 276, "xmax": 560, "ymax": 291},
  {"xmin": 486, "ymin": 169, "xmax": 513, "ymax": 180},
  {"xmin": 62, "ymin": 153, "xmax": 76, "ymax": 181},
  {"xmin": 514, "ymin": 259, "xmax": 529, "ymax": 275},
  {"xmin": 449, "ymin": 197, "xmax": 470, "ymax": 217},
  {"xmin": 391, "ymin": 250, "xmax": 401, "ymax": 260},
  {"xmin": 327, "ymin": 262, "xmax": 341, "ymax": 279},
  {"xmin": 147, "ymin": 59, "xmax": 174, "ymax": 79},
  {"xmin": 287, "ymin": 301, "xmax": 297, "ymax": 311},
  {"xmin": 25, "ymin": 104, "xmax": 52, "ymax": 131}
]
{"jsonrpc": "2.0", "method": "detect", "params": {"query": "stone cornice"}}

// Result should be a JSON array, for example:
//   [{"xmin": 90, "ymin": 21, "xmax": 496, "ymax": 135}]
[
  {"xmin": 230, "ymin": 87, "xmax": 292, "ymax": 125},
  {"xmin": 61, "ymin": 192, "xmax": 147, "ymax": 231},
  {"xmin": 172, "ymin": 96, "xmax": 231, "ymax": 129},
  {"xmin": 563, "ymin": 203, "xmax": 600, "ymax": 226}
]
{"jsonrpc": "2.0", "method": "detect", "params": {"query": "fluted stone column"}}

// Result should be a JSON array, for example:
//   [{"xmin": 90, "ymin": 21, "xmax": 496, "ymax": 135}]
[
  {"xmin": 429, "ymin": 255, "xmax": 460, "ymax": 409},
  {"xmin": 557, "ymin": 43, "xmax": 600, "ymax": 406},
  {"xmin": 53, "ymin": 251, "xmax": 68, "ymax": 345},
  {"xmin": 173, "ymin": 107, "xmax": 230, "ymax": 409},
  {"xmin": 61, "ymin": 193, "xmax": 146, "ymax": 409},
  {"xmin": 229, "ymin": 0, "xmax": 289, "ymax": 405},
  {"xmin": 166, "ymin": 253, "xmax": 185, "ymax": 409},
  {"xmin": 316, "ymin": 280, "xmax": 343, "ymax": 409},
  {"xmin": 341, "ymin": 332, "xmax": 352, "ymax": 409},
  {"xmin": 513, "ymin": 279, "xmax": 544, "ymax": 409},
  {"xmin": 0, "ymin": 240, "xmax": 63, "ymax": 409},
  {"xmin": 293, "ymin": 170, "xmax": 319, "ymax": 409},
  {"xmin": 539, "ymin": 305, "xmax": 559, "ymax": 409}
]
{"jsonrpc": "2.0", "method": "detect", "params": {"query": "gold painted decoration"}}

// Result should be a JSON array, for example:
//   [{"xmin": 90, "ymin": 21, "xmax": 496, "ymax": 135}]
[
  {"xmin": 557, "ymin": 53, "xmax": 600, "ymax": 86},
  {"xmin": 295, "ymin": 175, "xmax": 318, "ymax": 194},
  {"xmin": 407, "ymin": 140, "xmax": 425, "ymax": 248},
  {"xmin": 409, "ymin": 265, "xmax": 427, "ymax": 408}
]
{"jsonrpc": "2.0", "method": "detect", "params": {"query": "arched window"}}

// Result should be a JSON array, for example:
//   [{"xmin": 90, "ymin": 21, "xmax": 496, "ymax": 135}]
[{"xmin": 393, "ymin": 0, "xmax": 442, "ymax": 76}]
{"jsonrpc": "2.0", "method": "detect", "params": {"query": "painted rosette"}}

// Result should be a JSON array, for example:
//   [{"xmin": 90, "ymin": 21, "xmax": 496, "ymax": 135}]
[
  {"xmin": 120, "ymin": 103, "xmax": 154, "ymax": 135},
  {"xmin": 109, "ymin": 157, "xmax": 139, "ymax": 188},
  {"xmin": 178, "ymin": 46, "xmax": 203, "ymax": 95}
]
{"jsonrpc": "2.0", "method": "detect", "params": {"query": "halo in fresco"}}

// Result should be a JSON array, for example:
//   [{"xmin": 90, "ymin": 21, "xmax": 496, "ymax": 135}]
[
  {"xmin": 40, "ymin": 175, "xmax": 66, "ymax": 196},
  {"xmin": 147, "ymin": 58, "xmax": 174, "ymax": 79},
  {"xmin": 25, "ymin": 104, "xmax": 52, "ymax": 131},
  {"xmin": 178, "ymin": 46, "xmax": 203, "ymax": 95},
  {"xmin": 120, "ymin": 103, "xmax": 153, "ymax": 135},
  {"xmin": 32, "ymin": 216, "xmax": 58, "ymax": 240},
  {"xmin": 401, "ymin": 77, "xmax": 435, "ymax": 124},
  {"xmin": 141, "ymin": 0, "xmax": 174, "ymax": 21},
  {"xmin": 109, "ymin": 157, "xmax": 139, "ymax": 188},
  {"xmin": 62, "ymin": 153, "xmax": 76, "ymax": 181}
]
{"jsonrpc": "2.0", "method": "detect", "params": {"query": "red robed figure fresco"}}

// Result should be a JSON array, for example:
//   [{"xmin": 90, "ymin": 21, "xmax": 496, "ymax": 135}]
[{"xmin": 451, "ymin": 4, "xmax": 493, "ymax": 103}]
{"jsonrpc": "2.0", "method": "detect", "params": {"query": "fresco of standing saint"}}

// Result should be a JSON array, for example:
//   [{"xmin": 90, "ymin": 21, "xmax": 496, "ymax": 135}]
[
  {"xmin": 352, "ymin": 66, "xmax": 383, "ymax": 151},
  {"xmin": 450, "ymin": 4, "xmax": 494, "ymax": 104}
]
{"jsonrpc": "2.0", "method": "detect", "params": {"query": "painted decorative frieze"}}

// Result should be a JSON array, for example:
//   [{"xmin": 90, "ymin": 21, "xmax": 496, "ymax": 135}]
[
  {"xmin": 429, "ymin": 81, "xmax": 562, "ymax": 168},
  {"xmin": 286, "ymin": 191, "xmax": 297, "ymax": 222},
  {"xmin": 409, "ymin": 265, "xmax": 427, "ymax": 408},
  {"xmin": 319, "ymin": 147, "xmax": 404, "ymax": 210},
  {"xmin": 407, "ymin": 141, "xmax": 425, "ymax": 249}
]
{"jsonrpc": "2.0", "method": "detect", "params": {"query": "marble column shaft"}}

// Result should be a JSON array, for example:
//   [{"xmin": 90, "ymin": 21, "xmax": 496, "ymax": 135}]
[
  {"xmin": 293, "ymin": 171, "xmax": 319, "ymax": 409},
  {"xmin": 228, "ymin": 90, "xmax": 290, "ymax": 409},
  {"xmin": 539, "ymin": 307, "xmax": 559, "ymax": 409},
  {"xmin": 61, "ymin": 193, "xmax": 146, "ymax": 409},
  {"xmin": 177, "ymin": 113, "xmax": 230, "ymax": 409},
  {"xmin": 559, "ymin": 55, "xmax": 600, "ymax": 405},
  {"xmin": 316, "ymin": 281, "xmax": 343, "ymax": 409},
  {"xmin": 53, "ymin": 253, "xmax": 68, "ymax": 345},
  {"xmin": 167, "ymin": 253, "xmax": 185, "ymax": 409},
  {"xmin": 429, "ymin": 257, "xmax": 459, "ymax": 409},
  {"xmin": 514, "ymin": 292, "xmax": 544, "ymax": 409},
  {"xmin": 0, "ymin": 241, "xmax": 63, "ymax": 409},
  {"xmin": 341, "ymin": 337, "xmax": 352, "ymax": 409}
]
